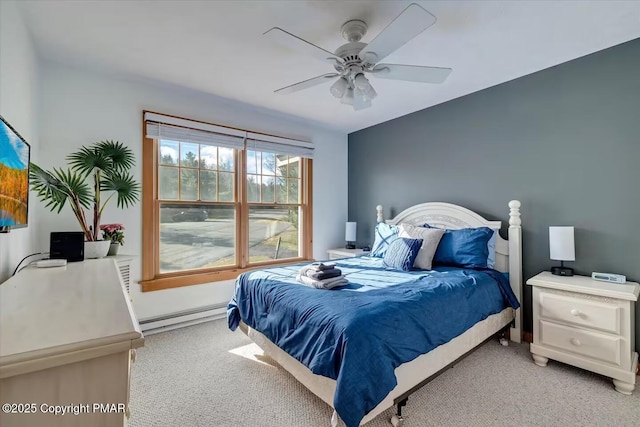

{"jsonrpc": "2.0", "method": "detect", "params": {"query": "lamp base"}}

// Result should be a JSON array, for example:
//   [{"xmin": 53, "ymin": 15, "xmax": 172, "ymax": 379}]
[
  {"xmin": 345, "ymin": 243, "xmax": 356, "ymax": 250},
  {"xmin": 551, "ymin": 266, "xmax": 574, "ymax": 276}
]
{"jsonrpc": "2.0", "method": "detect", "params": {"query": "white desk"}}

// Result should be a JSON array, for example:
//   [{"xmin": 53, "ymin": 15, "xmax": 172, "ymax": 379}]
[{"xmin": 0, "ymin": 259, "xmax": 144, "ymax": 426}]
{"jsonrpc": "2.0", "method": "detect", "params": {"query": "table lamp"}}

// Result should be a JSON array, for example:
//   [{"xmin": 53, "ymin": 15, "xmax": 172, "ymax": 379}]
[
  {"xmin": 345, "ymin": 222, "xmax": 357, "ymax": 249},
  {"xmin": 549, "ymin": 226, "xmax": 575, "ymax": 276}
]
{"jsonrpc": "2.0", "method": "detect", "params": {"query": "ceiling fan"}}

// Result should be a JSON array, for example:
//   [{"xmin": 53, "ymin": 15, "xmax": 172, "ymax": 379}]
[{"xmin": 264, "ymin": 3, "xmax": 452, "ymax": 111}]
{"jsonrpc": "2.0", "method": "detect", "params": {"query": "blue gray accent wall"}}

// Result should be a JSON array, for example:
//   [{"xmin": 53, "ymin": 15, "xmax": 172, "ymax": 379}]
[{"xmin": 348, "ymin": 38, "xmax": 640, "ymax": 350}]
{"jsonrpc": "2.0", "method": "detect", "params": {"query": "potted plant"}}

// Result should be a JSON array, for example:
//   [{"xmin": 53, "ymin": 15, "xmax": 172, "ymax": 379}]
[
  {"xmin": 101, "ymin": 223, "xmax": 125, "ymax": 256},
  {"xmin": 30, "ymin": 140, "xmax": 140, "ymax": 258}
]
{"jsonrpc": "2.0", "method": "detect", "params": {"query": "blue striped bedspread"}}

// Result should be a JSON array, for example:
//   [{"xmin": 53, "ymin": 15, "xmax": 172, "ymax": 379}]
[{"xmin": 227, "ymin": 256, "xmax": 519, "ymax": 427}]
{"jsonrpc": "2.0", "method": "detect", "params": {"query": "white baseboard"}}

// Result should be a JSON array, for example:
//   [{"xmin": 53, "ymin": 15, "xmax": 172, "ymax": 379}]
[{"xmin": 140, "ymin": 304, "xmax": 226, "ymax": 334}]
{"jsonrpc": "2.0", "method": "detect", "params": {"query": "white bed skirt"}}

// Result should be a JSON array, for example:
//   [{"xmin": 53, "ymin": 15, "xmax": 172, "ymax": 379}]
[{"xmin": 240, "ymin": 307, "xmax": 514, "ymax": 425}]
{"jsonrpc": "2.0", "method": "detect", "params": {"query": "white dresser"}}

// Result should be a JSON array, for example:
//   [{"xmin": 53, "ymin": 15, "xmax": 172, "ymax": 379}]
[
  {"xmin": 0, "ymin": 259, "xmax": 144, "ymax": 426},
  {"xmin": 527, "ymin": 272, "xmax": 639, "ymax": 394}
]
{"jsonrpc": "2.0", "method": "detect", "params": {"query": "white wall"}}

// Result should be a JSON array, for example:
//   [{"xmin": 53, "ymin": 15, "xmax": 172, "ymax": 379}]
[
  {"xmin": 0, "ymin": 0, "xmax": 40, "ymax": 282},
  {"xmin": 38, "ymin": 60, "xmax": 348, "ymax": 320}
]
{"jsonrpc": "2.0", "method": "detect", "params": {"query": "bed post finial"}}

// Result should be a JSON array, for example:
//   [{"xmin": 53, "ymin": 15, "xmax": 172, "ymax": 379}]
[
  {"xmin": 508, "ymin": 200, "xmax": 521, "ymax": 227},
  {"xmin": 376, "ymin": 205, "xmax": 384, "ymax": 223}
]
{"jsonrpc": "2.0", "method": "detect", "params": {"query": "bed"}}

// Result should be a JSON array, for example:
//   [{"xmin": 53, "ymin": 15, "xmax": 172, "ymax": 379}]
[{"xmin": 227, "ymin": 200, "xmax": 522, "ymax": 426}]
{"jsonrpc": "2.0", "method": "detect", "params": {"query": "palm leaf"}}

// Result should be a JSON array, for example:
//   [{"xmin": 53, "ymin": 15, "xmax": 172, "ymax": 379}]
[
  {"xmin": 55, "ymin": 168, "xmax": 92, "ymax": 209},
  {"xmin": 101, "ymin": 171, "xmax": 141, "ymax": 209},
  {"xmin": 95, "ymin": 140, "xmax": 135, "ymax": 172},
  {"xmin": 67, "ymin": 145, "xmax": 110, "ymax": 176},
  {"xmin": 29, "ymin": 163, "xmax": 71, "ymax": 213}
]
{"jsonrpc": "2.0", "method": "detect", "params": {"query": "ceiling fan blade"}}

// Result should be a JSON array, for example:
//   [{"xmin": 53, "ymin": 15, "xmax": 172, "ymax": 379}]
[
  {"xmin": 370, "ymin": 64, "xmax": 452, "ymax": 84},
  {"xmin": 359, "ymin": 3, "xmax": 436, "ymax": 66},
  {"xmin": 274, "ymin": 73, "xmax": 339, "ymax": 94},
  {"xmin": 264, "ymin": 27, "xmax": 341, "ymax": 64}
]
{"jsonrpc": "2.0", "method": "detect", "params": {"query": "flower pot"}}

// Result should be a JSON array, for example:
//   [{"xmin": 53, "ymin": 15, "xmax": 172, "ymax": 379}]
[
  {"xmin": 107, "ymin": 242, "xmax": 120, "ymax": 256},
  {"xmin": 84, "ymin": 240, "xmax": 111, "ymax": 259}
]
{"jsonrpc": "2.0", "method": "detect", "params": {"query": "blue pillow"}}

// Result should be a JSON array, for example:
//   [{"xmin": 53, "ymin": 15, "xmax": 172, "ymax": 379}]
[
  {"xmin": 424, "ymin": 224, "xmax": 497, "ymax": 269},
  {"xmin": 487, "ymin": 229, "xmax": 497, "ymax": 269},
  {"xmin": 432, "ymin": 227, "xmax": 494, "ymax": 268},
  {"xmin": 370, "ymin": 223, "xmax": 399, "ymax": 258},
  {"xmin": 383, "ymin": 237, "xmax": 423, "ymax": 271}
]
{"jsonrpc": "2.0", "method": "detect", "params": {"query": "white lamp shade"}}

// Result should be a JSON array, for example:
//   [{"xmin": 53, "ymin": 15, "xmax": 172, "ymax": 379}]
[
  {"xmin": 549, "ymin": 226, "xmax": 575, "ymax": 261},
  {"xmin": 345, "ymin": 222, "xmax": 357, "ymax": 242}
]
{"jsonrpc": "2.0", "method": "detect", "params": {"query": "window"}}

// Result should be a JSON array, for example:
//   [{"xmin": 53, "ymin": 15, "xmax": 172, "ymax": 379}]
[{"xmin": 140, "ymin": 112, "xmax": 313, "ymax": 291}]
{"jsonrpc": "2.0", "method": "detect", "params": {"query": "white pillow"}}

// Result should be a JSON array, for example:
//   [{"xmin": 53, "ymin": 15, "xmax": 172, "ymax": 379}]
[{"xmin": 398, "ymin": 223, "xmax": 445, "ymax": 270}]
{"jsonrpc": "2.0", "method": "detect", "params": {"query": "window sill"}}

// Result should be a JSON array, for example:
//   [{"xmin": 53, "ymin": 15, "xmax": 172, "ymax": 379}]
[{"xmin": 139, "ymin": 257, "xmax": 311, "ymax": 292}]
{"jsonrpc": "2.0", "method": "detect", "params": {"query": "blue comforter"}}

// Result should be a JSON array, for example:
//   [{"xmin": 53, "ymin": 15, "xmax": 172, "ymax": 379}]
[{"xmin": 227, "ymin": 256, "xmax": 519, "ymax": 427}]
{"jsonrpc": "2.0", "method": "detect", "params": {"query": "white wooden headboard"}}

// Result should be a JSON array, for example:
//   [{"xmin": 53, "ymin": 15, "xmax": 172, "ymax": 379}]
[{"xmin": 376, "ymin": 200, "xmax": 522, "ymax": 343}]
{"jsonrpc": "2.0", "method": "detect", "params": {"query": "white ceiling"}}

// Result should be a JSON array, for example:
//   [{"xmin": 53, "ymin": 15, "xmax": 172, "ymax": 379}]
[{"xmin": 18, "ymin": 1, "xmax": 640, "ymax": 133}]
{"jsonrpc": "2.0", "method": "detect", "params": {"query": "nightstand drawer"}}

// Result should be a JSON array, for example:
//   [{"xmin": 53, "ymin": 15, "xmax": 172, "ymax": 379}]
[
  {"xmin": 539, "ymin": 290, "xmax": 620, "ymax": 334},
  {"xmin": 539, "ymin": 320, "xmax": 621, "ymax": 366}
]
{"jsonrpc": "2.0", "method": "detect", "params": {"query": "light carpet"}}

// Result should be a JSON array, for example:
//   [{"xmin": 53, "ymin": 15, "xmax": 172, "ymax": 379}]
[{"xmin": 129, "ymin": 319, "xmax": 639, "ymax": 427}]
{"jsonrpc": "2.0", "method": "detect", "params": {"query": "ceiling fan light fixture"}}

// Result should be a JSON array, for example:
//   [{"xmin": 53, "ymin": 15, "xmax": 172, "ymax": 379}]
[
  {"xmin": 364, "ymin": 84, "xmax": 378, "ymax": 100},
  {"xmin": 353, "ymin": 73, "xmax": 370, "ymax": 90},
  {"xmin": 353, "ymin": 91, "xmax": 372, "ymax": 111},
  {"xmin": 340, "ymin": 87, "xmax": 354, "ymax": 105},
  {"xmin": 330, "ymin": 77, "xmax": 349, "ymax": 98},
  {"xmin": 266, "ymin": 3, "xmax": 451, "ymax": 112},
  {"xmin": 354, "ymin": 73, "xmax": 377, "ymax": 100}
]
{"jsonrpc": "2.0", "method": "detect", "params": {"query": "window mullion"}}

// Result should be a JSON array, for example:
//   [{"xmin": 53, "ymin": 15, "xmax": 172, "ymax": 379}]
[{"xmin": 238, "ymin": 149, "xmax": 247, "ymax": 268}]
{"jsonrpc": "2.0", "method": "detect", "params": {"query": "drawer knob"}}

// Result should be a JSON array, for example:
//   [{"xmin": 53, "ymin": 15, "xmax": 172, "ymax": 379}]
[
  {"xmin": 570, "ymin": 338, "xmax": 581, "ymax": 346},
  {"xmin": 570, "ymin": 309, "xmax": 580, "ymax": 316}
]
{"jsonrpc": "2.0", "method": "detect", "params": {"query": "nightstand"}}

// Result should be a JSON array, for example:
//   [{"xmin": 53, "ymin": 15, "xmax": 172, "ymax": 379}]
[
  {"xmin": 527, "ymin": 272, "xmax": 639, "ymax": 395},
  {"xmin": 326, "ymin": 248, "xmax": 369, "ymax": 260}
]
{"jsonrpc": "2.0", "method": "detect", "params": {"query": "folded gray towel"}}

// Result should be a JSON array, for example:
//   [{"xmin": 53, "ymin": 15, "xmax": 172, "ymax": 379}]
[
  {"xmin": 304, "ymin": 268, "xmax": 342, "ymax": 280},
  {"xmin": 296, "ymin": 274, "xmax": 348, "ymax": 290},
  {"xmin": 299, "ymin": 264, "xmax": 340, "ymax": 279},
  {"xmin": 310, "ymin": 262, "xmax": 336, "ymax": 271}
]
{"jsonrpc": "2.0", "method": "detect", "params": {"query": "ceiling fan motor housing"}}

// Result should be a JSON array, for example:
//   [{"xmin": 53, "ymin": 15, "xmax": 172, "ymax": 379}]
[{"xmin": 334, "ymin": 42, "xmax": 367, "ymax": 68}]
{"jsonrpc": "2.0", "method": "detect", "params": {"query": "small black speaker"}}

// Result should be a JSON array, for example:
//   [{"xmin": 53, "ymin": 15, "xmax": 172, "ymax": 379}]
[{"xmin": 50, "ymin": 232, "xmax": 85, "ymax": 262}]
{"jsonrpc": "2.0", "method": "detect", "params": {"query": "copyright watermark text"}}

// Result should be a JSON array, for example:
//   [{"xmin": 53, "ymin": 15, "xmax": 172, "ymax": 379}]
[{"xmin": 2, "ymin": 403, "xmax": 126, "ymax": 416}]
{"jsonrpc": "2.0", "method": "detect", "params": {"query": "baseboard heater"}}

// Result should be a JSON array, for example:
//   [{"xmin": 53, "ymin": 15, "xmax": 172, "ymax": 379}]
[{"xmin": 139, "ymin": 303, "xmax": 227, "ymax": 333}]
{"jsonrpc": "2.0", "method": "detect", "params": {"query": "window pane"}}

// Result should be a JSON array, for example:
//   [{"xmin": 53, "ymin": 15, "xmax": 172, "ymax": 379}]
[
  {"xmin": 276, "ymin": 176, "xmax": 287, "ymax": 203},
  {"xmin": 180, "ymin": 142, "xmax": 199, "ymax": 167},
  {"xmin": 288, "ymin": 178, "xmax": 300, "ymax": 203},
  {"xmin": 200, "ymin": 170, "xmax": 217, "ymax": 201},
  {"xmin": 276, "ymin": 154, "xmax": 287, "ymax": 177},
  {"xmin": 180, "ymin": 169, "xmax": 198, "ymax": 200},
  {"xmin": 158, "ymin": 166, "xmax": 178, "ymax": 199},
  {"xmin": 262, "ymin": 175, "xmax": 275, "ymax": 203},
  {"xmin": 247, "ymin": 174, "xmax": 260, "ymax": 203},
  {"xmin": 249, "ymin": 206, "xmax": 299, "ymax": 263},
  {"xmin": 200, "ymin": 146, "xmax": 217, "ymax": 170},
  {"xmin": 159, "ymin": 140, "xmax": 179, "ymax": 165},
  {"xmin": 159, "ymin": 204, "xmax": 236, "ymax": 272},
  {"xmin": 219, "ymin": 147, "xmax": 234, "ymax": 171},
  {"xmin": 247, "ymin": 150, "xmax": 260, "ymax": 174},
  {"xmin": 288, "ymin": 158, "xmax": 300, "ymax": 178},
  {"xmin": 218, "ymin": 172, "xmax": 234, "ymax": 202},
  {"xmin": 262, "ymin": 152, "xmax": 275, "ymax": 175}
]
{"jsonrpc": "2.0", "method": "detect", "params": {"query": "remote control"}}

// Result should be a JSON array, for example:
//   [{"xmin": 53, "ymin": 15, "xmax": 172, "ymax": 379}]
[{"xmin": 36, "ymin": 259, "xmax": 67, "ymax": 268}]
